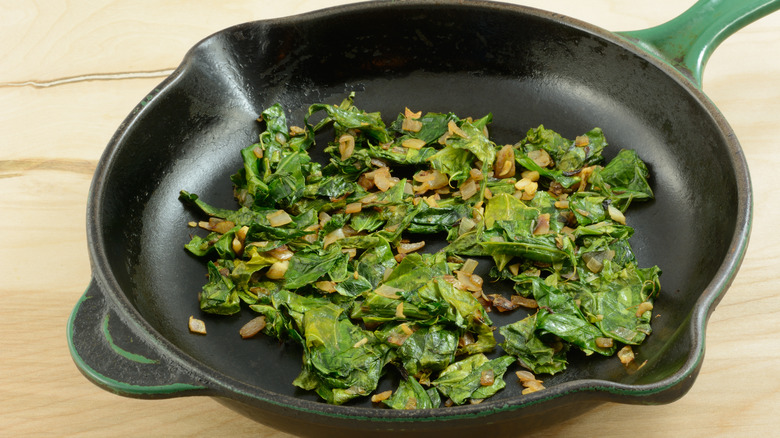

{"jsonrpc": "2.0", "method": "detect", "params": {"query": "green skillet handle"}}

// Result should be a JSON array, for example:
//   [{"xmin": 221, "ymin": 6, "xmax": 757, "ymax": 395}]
[
  {"xmin": 68, "ymin": 278, "xmax": 209, "ymax": 398},
  {"xmin": 617, "ymin": 0, "xmax": 780, "ymax": 89}
]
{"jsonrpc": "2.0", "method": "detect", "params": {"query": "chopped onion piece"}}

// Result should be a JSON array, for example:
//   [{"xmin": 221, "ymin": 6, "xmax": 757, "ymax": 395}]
[
  {"xmin": 345, "ymin": 202, "xmax": 362, "ymax": 214},
  {"xmin": 533, "ymin": 213, "xmax": 551, "ymax": 235},
  {"xmin": 635, "ymin": 301, "xmax": 654, "ymax": 317},
  {"xmin": 338, "ymin": 134, "xmax": 355, "ymax": 160},
  {"xmin": 360, "ymin": 193, "xmax": 378, "ymax": 204},
  {"xmin": 414, "ymin": 170, "xmax": 436, "ymax": 182},
  {"xmin": 461, "ymin": 258, "xmax": 478, "ymax": 274},
  {"xmin": 527, "ymin": 149, "xmax": 552, "ymax": 168},
  {"xmin": 480, "ymin": 370, "xmax": 495, "ymax": 386},
  {"xmin": 268, "ymin": 245, "xmax": 293, "ymax": 260},
  {"xmin": 315, "ymin": 281, "xmax": 338, "ymax": 293},
  {"xmin": 582, "ymin": 252, "xmax": 604, "ymax": 273},
  {"xmin": 402, "ymin": 138, "xmax": 426, "ymax": 149},
  {"xmin": 375, "ymin": 284, "xmax": 403, "ymax": 299},
  {"xmin": 460, "ymin": 179, "xmax": 478, "ymax": 200},
  {"xmin": 447, "ymin": 120, "xmax": 469, "ymax": 138},
  {"xmin": 521, "ymin": 379, "xmax": 545, "ymax": 394},
  {"xmin": 265, "ymin": 260, "xmax": 289, "ymax": 279},
  {"xmin": 397, "ymin": 241, "xmax": 425, "ymax": 254},
  {"xmin": 402, "ymin": 118, "xmax": 423, "ymax": 132},
  {"xmin": 253, "ymin": 146, "xmax": 264, "ymax": 159},
  {"xmin": 488, "ymin": 294, "xmax": 517, "ymax": 312},
  {"xmin": 232, "ymin": 236, "xmax": 243, "ymax": 254},
  {"xmin": 188, "ymin": 316, "xmax": 207, "ymax": 335},
  {"xmin": 575, "ymin": 135, "xmax": 590, "ymax": 147},
  {"xmin": 404, "ymin": 107, "xmax": 422, "ymax": 119},
  {"xmin": 371, "ymin": 390, "xmax": 393, "ymax": 403},
  {"xmin": 459, "ymin": 217, "xmax": 476, "ymax": 235},
  {"xmin": 239, "ymin": 316, "xmax": 267, "ymax": 339},
  {"xmin": 267, "ymin": 210, "xmax": 293, "ymax": 227},
  {"xmin": 395, "ymin": 302, "xmax": 405, "ymax": 318},
  {"xmin": 423, "ymin": 195, "xmax": 439, "ymax": 208},
  {"xmin": 323, "ymin": 227, "xmax": 345, "ymax": 248},
  {"xmin": 618, "ymin": 345, "xmax": 635, "ymax": 365},
  {"xmin": 456, "ymin": 270, "xmax": 482, "ymax": 292},
  {"xmin": 515, "ymin": 370, "xmax": 536, "ymax": 382},
  {"xmin": 608, "ymin": 204, "xmax": 627, "ymax": 225},
  {"xmin": 511, "ymin": 295, "xmax": 538, "ymax": 309},
  {"xmin": 371, "ymin": 167, "xmax": 398, "ymax": 192},
  {"xmin": 494, "ymin": 144, "xmax": 516, "ymax": 179},
  {"xmin": 520, "ymin": 170, "xmax": 540, "ymax": 181},
  {"xmin": 595, "ymin": 337, "xmax": 614, "ymax": 348},
  {"xmin": 318, "ymin": 211, "xmax": 331, "ymax": 226},
  {"xmin": 205, "ymin": 218, "xmax": 235, "ymax": 234}
]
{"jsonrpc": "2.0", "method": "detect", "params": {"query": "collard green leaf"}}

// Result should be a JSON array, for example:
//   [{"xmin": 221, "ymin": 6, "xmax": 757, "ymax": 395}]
[
  {"xmin": 383, "ymin": 374, "xmax": 441, "ymax": 410},
  {"xmin": 353, "ymin": 237, "xmax": 397, "ymax": 287},
  {"xmin": 499, "ymin": 313, "xmax": 568, "ymax": 375},
  {"xmin": 293, "ymin": 303, "xmax": 390, "ymax": 405},
  {"xmin": 199, "ymin": 261, "xmax": 240, "ymax": 315},
  {"xmin": 531, "ymin": 278, "xmax": 615, "ymax": 356},
  {"xmin": 575, "ymin": 263, "xmax": 661, "ymax": 344},
  {"xmin": 432, "ymin": 354, "xmax": 515, "ymax": 405},
  {"xmin": 389, "ymin": 111, "xmax": 456, "ymax": 144},
  {"xmin": 589, "ymin": 149, "xmax": 653, "ymax": 209},
  {"xmin": 306, "ymin": 99, "xmax": 392, "ymax": 145},
  {"xmin": 557, "ymin": 127, "xmax": 607, "ymax": 171},
  {"xmin": 520, "ymin": 125, "xmax": 571, "ymax": 165},
  {"xmin": 395, "ymin": 324, "xmax": 458, "ymax": 377},
  {"xmin": 429, "ymin": 144, "xmax": 473, "ymax": 185},
  {"xmin": 284, "ymin": 244, "xmax": 349, "ymax": 290}
]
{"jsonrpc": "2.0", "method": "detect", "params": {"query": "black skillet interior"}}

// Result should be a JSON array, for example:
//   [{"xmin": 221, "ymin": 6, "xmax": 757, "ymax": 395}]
[{"xmin": 92, "ymin": 0, "xmax": 744, "ymax": 413}]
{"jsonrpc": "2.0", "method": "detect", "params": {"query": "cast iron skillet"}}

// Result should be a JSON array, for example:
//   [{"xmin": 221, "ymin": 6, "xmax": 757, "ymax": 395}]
[{"xmin": 69, "ymin": 0, "xmax": 778, "ymax": 436}]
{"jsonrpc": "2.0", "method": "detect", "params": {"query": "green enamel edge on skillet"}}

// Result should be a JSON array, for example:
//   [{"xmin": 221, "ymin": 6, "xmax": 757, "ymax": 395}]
[
  {"xmin": 101, "ymin": 314, "xmax": 160, "ymax": 365},
  {"xmin": 67, "ymin": 291, "xmax": 206, "ymax": 396}
]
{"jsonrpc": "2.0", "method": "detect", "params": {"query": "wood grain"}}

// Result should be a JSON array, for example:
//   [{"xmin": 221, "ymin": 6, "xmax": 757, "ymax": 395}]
[{"xmin": 1, "ymin": 1, "xmax": 779, "ymax": 436}]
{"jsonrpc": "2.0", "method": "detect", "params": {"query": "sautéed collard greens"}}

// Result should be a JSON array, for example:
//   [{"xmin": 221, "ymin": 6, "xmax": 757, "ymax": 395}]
[{"xmin": 180, "ymin": 94, "xmax": 660, "ymax": 407}]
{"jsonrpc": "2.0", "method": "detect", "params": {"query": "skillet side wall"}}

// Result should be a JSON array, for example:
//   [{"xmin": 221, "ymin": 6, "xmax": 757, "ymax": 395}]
[{"xmin": 91, "ymin": 2, "xmax": 740, "ymax": 414}]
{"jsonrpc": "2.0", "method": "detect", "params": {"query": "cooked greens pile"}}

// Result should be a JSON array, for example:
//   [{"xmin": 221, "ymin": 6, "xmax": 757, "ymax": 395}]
[{"xmin": 180, "ymin": 94, "xmax": 661, "ymax": 407}]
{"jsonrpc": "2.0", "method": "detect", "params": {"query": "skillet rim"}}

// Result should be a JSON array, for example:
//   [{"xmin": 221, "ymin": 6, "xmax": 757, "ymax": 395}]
[{"xmin": 83, "ymin": 0, "xmax": 752, "ymax": 422}]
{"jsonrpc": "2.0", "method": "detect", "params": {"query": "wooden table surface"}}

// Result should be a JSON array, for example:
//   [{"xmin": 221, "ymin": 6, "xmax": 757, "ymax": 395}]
[{"xmin": 2, "ymin": 1, "xmax": 779, "ymax": 436}]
